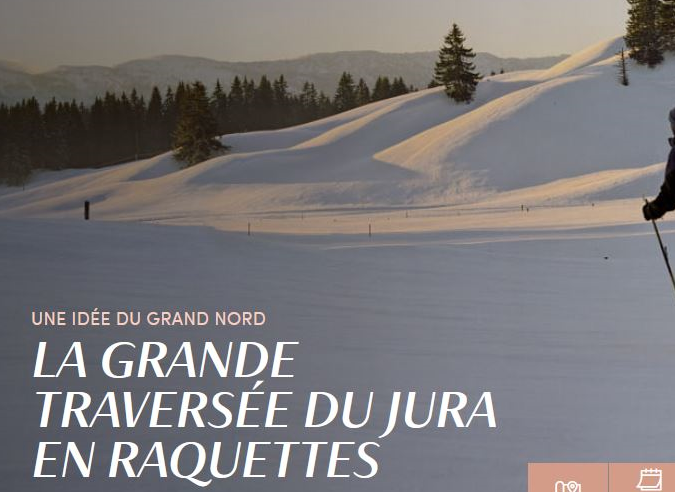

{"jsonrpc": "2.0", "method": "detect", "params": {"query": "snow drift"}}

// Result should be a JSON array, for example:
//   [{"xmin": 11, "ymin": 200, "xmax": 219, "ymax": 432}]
[{"xmin": 0, "ymin": 36, "xmax": 673, "ymax": 228}]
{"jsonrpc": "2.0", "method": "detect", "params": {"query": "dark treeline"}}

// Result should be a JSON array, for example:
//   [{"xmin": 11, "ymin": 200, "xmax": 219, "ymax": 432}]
[
  {"xmin": 0, "ymin": 72, "xmax": 414, "ymax": 186},
  {"xmin": 626, "ymin": 0, "xmax": 675, "ymax": 67}
]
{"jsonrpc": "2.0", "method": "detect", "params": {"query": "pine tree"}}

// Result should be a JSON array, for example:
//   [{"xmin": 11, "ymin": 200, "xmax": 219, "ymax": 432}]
[
  {"xmin": 210, "ymin": 79, "xmax": 228, "ymax": 135},
  {"xmin": 272, "ymin": 75, "xmax": 289, "ymax": 127},
  {"xmin": 372, "ymin": 76, "xmax": 392, "ymax": 101},
  {"xmin": 242, "ymin": 77, "xmax": 256, "ymax": 130},
  {"xmin": 172, "ymin": 81, "xmax": 227, "ymax": 167},
  {"xmin": 253, "ymin": 76, "xmax": 274, "ymax": 130},
  {"xmin": 88, "ymin": 97, "xmax": 107, "ymax": 163},
  {"xmin": 659, "ymin": 0, "xmax": 675, "ymax": 52},
  {"xmin": 334, "ymin": 72, "xmax": 357, "ymax": 112},
  {"xmin": 243, "ymin": 77, "xmax": 256, "ymax": 106},
  {"xmin": 626, "ymin": 0, "xmax": 664, "ymax": 67},
  {"xmin": 317, "ymin": 92, "xmax": 334, "ymax": 118},
  {"xmin": 118, "ymin": 92, "xmax": 136, "ymax": 159},
  {"xmin": 43, "ymin": 98, "xmax": 68, "ymax": 169},
  {"xmin": 1, "ymin": 103, "xmax": 32, "ymax": 186},
  {"xmin": 174, "ymin": 82, "xmax": 189, "ymax": 112},
  {"xmin": 299, "ymin": 82, "xmax": 319, "ymax": 120},
  {"xmin": 100, "ymin": 92, "xmax": 119, "ymax": 162},
  {"xmin": 355, "ymin": 78, "xmax": 371, "ymax": 106},
  {"xmin": 434, "ymin": 23, "xmax": 482, "ymax": 103},
  {"xmin": 62, "ymin": 101, "xmax": 88, "ymax": 168},
  {"xmin": 228, "ymin": 76, "xmax": 245, "ymax": 133},
  {"xmin": 390, "ymin": 77, "xmax": 409, "ymax": 96},
  {"xmin": 129, "ymin": 89, "xmax": 146, "ymax": 159},
  {"xmin": 255, "ymin": 76, "xmax": 274, "ymax": 107},
  {"xmin": 22, "ymin": 97, "xmax": 46, "ymax": 169},
  {"xmin": 146, "ymin": 87, "xmax": 164, "ymax": 153},
  {"xmin": 618, "ymin": 48, "xmax": 630, "ymax": 86},
  {"xmin": 162, "ymin": 87, "xmax": 177, "ymax": 148}
]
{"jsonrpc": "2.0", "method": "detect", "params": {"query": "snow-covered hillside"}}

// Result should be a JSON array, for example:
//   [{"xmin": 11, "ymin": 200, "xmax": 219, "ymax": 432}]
[
  {"xmin": 1, "ymin": 37, "xmax": 672, "ymax": 234},
  {"xmin": 2, "ymin": 216, "xmax": 675, "ymax": 492},
  {"xmin": 3, "ymin": 37, "xmax": 675, "ymax": 492}
]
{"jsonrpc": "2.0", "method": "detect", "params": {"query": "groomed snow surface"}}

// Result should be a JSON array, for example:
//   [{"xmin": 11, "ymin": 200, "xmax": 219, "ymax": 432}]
[
  {"xmin": 2, "ymin": 38, "xmax": 675, "ymax": 492},
  {"xmin": 1, "ymin": 219, "xmax": 675, "ymax": 492}
]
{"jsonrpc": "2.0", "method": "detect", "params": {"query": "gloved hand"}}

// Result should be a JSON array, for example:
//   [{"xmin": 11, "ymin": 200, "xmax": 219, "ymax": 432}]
[{"xmin": 643, "ymin": 201, "xmax": 665, "ymax": 221}]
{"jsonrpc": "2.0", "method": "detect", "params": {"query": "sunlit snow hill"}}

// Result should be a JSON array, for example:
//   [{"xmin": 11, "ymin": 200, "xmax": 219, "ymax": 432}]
[{"xmin": 1, "ymin": 37, "xmax": 673, "ymax": 233}]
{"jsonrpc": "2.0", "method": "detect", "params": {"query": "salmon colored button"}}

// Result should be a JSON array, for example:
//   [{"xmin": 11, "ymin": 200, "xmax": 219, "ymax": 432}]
[
  {"xmin": 529, "ymin": 463, "xmax": 608, "ymax": 492},
  {"xmin": 609, "ymin": 463, "xmax": 675, "ymax": 492}
]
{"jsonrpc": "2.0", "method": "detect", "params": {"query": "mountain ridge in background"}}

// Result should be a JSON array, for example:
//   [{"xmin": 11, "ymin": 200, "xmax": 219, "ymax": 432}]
[{"xmin": 0, "ymin": 50, "xmax": 568, "ymax": 104}]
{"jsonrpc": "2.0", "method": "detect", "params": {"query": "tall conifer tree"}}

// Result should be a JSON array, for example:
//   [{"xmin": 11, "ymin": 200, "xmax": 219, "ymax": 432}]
[
  {"xmin": 355, "ymin": 78, "xmax": 371, "ymax": 106},
  {"xmin": 658, "ymin": 0, "xmax": 675, "ymax": 52},
  {"xmin": 372, "ymin": 76, "xmax": 392, "ymax": 101},
  {"xmin": 172, "ymin": 82, "xmax": 226, "ymax": 166},
  {"xmin": 210, "ymin": 79, "xmax": 228, "ymax": 134},
  {"xmin": 334, "ymin": 72, "xmax": 357, "ymax": 112},
  {"xmin": 228, "ymin": 77, "xmax": 245, "ymax": 133},
  {"xmin": 626, "ymin": 0, "xmax": 664, "ymax": 67},
  {"xmin": 146, "ymin": 87, "xmax": 164, "ymax": 152},
  {"xmin": 272, "ymin": 75, "xmax": 289, "ymax": 127},
  {"xmin": 434, "ymin": 23, "xmax": 481, "ymax": 103},
  {"xmin": 391, "ymin": 77, "xmax": 409, "ymax": 96},
  {"xmin": 299, "ymin": 82, "xmax": 319, "ymax": 120}
]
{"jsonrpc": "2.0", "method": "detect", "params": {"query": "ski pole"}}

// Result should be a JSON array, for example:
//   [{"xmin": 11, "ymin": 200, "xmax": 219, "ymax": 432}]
[{"xmin": 645, "ymin": 199, "xmax": 675, "ymax": 295}]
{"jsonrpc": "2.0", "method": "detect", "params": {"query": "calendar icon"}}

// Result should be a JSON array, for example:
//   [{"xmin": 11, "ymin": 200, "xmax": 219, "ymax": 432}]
[{"xmin": 636, "ymin": 468, "xmax": 663, "ymax": 492}]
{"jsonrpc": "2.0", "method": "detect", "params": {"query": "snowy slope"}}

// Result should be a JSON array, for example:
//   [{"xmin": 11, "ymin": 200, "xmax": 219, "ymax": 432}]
[
  {"xmin": 3, "ymin": 38, "xmax": 675, "ymax": 492},
  {"xmin": 378, "ymin": 55, "xmax": 673, "ymax": 191},
  {"xmin": 1, "ymin": 218, "xmax": 675, "ymax": 492},
  {"xmin": 0, "ymin": 37, "xmax": 673, "ymax": 233},
  {"xmin": 536, "ymin": 37, "xmax": 626, "ymax": 80}
]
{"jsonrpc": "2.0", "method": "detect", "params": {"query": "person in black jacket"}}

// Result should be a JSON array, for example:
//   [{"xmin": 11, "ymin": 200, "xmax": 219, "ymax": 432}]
[{"xmin": 643, "ymin": 108, "xmax": 675, "ymax": 221}]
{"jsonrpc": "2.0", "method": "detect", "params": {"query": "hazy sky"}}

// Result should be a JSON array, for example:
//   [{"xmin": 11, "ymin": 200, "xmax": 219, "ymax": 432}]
[{"xmin": 0, "ymin": 0, "xmax": 626, "ymax": 71}]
